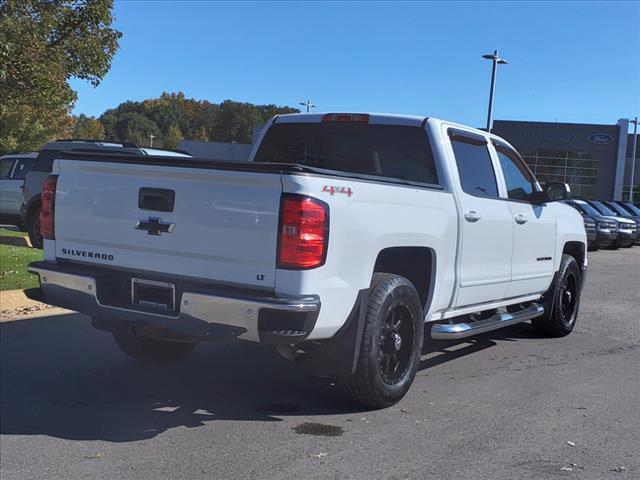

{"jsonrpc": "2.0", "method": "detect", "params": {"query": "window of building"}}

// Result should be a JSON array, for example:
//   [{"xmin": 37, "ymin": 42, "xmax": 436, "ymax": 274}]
[
  {"xmin": 451, "ymin": 140, "xmax": 499, "ymax": 198},
  {"xmin": 522, "ymin": 149, "xmax": 599, "ymax": 198}
]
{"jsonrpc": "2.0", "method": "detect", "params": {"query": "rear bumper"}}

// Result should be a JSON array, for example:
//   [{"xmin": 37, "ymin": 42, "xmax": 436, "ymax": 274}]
[{"xmin": 27, "ymin": 261, "xmax": 320, "ymax": 345}]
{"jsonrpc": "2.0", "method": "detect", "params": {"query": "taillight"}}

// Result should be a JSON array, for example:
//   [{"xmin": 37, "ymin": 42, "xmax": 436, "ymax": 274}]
[
  {"xmin": 40, "ymin": 175, "xmax": 58, "ymax": 240},
  {"xmin": 277, "ymin": 194, "xmax": 329, "ymax": 269},
  {"xmin": 322, "ymin": 113, "xmax": 369, "ymax": 123}
]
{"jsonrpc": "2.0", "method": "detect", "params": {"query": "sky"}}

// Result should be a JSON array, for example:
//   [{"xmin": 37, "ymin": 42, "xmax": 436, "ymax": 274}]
[{"xmin": 70, "ymin": 1, "xmax": 640, "ymax": 130}]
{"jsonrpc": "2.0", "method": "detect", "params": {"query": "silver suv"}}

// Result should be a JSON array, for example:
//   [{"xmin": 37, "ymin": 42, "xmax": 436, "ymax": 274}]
[
  {"xmin": 21, "ymin": 139, "xmax": 190, "ymax": 248},
  {"xmin": 0, "ymin": 152, "xmax": 38, "ymax": 228}
]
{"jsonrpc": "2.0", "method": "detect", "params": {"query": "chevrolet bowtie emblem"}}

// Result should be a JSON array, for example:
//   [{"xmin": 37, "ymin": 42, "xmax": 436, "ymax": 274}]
[{"xmin": 136, "ymin": 217, "xmax": 175, "ymax": 235}]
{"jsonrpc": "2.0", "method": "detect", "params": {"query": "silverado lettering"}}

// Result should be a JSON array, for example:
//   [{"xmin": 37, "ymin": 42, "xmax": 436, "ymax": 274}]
[{"xmin": 61, "ymin": 248, "xmax": 114, "ymax": 261}]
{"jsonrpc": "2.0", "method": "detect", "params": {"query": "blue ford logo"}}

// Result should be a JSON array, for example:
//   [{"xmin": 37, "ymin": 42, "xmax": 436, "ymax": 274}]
[{"xmin": 587, "ymin": 133, "xmax": 614, "ymax": 145}]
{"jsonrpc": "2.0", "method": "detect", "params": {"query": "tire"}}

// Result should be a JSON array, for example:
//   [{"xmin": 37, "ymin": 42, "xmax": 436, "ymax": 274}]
[
  {"xmin": 113, "ymin": 330, "xmax": 196, "ymax": 363},
  {"xmin": 532, "ymin": 254, "xmax": 581, "ymax": 337},
  {"xmin": 340, "ymin": 273, "xmax": 424, "ymax": 409},
  {"xmin": 26, "ymin": 207, "xmax": 43, "ymax": 249}
]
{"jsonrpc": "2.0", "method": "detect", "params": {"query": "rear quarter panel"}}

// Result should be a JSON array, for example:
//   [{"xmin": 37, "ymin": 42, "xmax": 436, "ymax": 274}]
[{"xmin": 278, "ymin": 174, "xmax": 457, "ymax": 340}]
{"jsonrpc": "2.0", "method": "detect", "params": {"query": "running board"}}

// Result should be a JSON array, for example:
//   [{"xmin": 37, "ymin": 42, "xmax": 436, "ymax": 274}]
[{"xmin": 431, "ymin": 304, "xmax": 544, "ymax": 340}]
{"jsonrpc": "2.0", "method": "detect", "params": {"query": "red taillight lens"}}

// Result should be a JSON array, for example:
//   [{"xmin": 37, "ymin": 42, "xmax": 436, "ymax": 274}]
[
  {"xmin": 40, "ymin": 175, "xmax": 58, "ymax": 240},
  {"xmin": 278, "ymin": 195, "xmax": 329, "ymax": 269},
  {"xmin": 322, "ymin": 113, "xmax": 369, "ymax": 123}
]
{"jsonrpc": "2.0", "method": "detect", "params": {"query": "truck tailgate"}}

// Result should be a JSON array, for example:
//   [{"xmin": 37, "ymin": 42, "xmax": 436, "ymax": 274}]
[{"xmin": 53, "ymin": 160, "xmax": 282, "ymax": 288}]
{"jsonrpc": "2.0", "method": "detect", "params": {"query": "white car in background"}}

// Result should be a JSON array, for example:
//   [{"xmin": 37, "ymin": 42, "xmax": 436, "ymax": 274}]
[{"xmin": 0, "ymin": 152, "xmax": 38, "ymax": 228}]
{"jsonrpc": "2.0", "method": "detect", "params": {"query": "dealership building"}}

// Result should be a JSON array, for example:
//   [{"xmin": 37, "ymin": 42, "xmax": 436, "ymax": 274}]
[{"xmin": 493, "ymin": 119, "xmax": 639, "ymax": 201}]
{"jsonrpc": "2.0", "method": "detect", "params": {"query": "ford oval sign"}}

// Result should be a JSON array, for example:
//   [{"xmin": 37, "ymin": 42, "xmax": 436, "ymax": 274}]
[{"xmin": 587, "ymin": 133, "xmax": 615, "ymax": 145}]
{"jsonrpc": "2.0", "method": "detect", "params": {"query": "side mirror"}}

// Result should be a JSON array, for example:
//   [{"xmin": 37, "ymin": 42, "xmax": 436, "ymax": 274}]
[{"xmin": 531, "ymin": 181, "xmax": 571, "ymax": 203}]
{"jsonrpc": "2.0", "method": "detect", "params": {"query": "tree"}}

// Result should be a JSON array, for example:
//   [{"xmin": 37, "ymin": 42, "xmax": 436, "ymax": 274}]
[
  {"xmin": 164, "ymin": 125, "xmax": 183, "ymax": 150},
  {"xmin": 114, "ymin": 112, "xmax": 161, "ymax": 147},
  {"xmin": 72, "ymin": 114, "xmax": 106, "ymax": 140},
  {"xmin": 0, "ymin": 0, "xmax": 121, "ymax": 153},
  {"xmin": 96, "ymin": 92, "xmax": 299, "ymax": 147}
]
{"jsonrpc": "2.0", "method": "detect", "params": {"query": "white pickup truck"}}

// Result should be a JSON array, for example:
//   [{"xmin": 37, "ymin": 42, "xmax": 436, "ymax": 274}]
[{"xmin": 27, "ymin": 113, "xmax": 587, "ymax": 408}]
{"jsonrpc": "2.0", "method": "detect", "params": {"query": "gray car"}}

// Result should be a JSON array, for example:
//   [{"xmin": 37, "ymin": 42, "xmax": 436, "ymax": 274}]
[
  {"xmin": 21, "ymin": 139, "xmax": 191, "ymax": 248},
  {"xmin": 0, "ymin": 152, "xmax": 38, "ymax": 227}
]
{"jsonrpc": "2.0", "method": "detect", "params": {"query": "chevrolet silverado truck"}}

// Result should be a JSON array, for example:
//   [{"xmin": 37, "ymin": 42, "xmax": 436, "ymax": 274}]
[{"xmin": 27, "ymin": 113, "xmax": 587, "ymax": 408}]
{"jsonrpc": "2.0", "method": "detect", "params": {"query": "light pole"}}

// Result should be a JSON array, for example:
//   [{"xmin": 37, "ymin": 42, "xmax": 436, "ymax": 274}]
[
  {"xmin": 299, "ymin": 99, "xmax": 316, "ymax": 113},
  {"xmin": 482, "ymin": 50, "xmax": 508, "ymax": 132},
  {"xmin": 630, "ymin": 116, "xmax": 638, "ymax": 202},
  {"xmin": 149, "ymin": 134, "xmax": 155, "ymax": 148}
]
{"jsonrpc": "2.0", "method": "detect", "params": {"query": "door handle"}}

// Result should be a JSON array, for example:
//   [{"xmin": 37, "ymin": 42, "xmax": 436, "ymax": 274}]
[
  {"xmin": 464, "ymin": 211, "xmax": 481, "ymax": 222},
  {"xmin": 515, "ymin": 214, "xmax": 528, "ymax": 224}
]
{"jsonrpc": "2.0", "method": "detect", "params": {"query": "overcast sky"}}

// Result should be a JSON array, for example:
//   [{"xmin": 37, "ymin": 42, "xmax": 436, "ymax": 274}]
[{"xmin": 70, "ymin": 1, "xmax": 640, "ymax": 129}]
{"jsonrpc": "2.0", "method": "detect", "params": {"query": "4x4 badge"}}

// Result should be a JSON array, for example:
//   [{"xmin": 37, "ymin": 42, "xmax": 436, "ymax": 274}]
[
  {"xmin": 322, "ymin": 185, "xmax": 353, "ymax": 197},
  {"xmin": 136, "ymin": 217, "xmax": 175, "ymax": 235}
]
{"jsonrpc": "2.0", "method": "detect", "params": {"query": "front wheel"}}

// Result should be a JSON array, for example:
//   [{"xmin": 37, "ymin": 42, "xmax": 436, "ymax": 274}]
[
  {"xmin": 113, "ymin": 330, "xmax": 196, "ymax": 363},
  {"xmin": 532, "ymin": 254, "xmax": 582, "ymax": 337},
  {"xmin": 340, "ymin": 273, "xmax": 424, "ymax": 409}
]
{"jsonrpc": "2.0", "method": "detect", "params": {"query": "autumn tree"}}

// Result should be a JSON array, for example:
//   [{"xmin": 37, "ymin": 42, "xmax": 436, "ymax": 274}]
[
  {"xmin": 97, "ymin": 93, "xmax": 298, "ymax": 147},
  {"xmin": 164, "ymin": 125, "xmax": 183, "ymax": 150},
  {"xmin": 72, "ymin": 114, "xmax": 106, "ymax": 140},
  {"xmin": 0, "ymin": 0, "xmax": 121, "ymax": 153}
]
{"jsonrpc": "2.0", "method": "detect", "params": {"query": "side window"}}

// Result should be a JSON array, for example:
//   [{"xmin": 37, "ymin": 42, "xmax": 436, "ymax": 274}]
[
  {"xmin": 495, "ymin": 147, "xmax": 535, "ymax": 201},
  {"xmin": 10, "ymin": 159, "xmax": 36, "ymax": 180},
  {"xmin": 0, "ymin": 158, "xmax": 16, "ymax": 179},
  {"xmin": 451, "ymin": 139, "xmax": 499, "ymax": 198}
]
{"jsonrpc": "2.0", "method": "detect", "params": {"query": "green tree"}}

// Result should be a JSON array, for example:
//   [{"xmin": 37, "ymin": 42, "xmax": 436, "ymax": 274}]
[
  {"xmin": 72, "ymin": 114, "xmax": 106, "ymax": 140},
  {"xmin": 114, "ymin": 112, "xmax": 161, "ymax": 147},
  {"xmin": 97, "ymin": 92, "xmax": 298, "ymax": 146},
  {"xmin": 0, "ymin": 0, "xmax": 121, "ymax": 153},
  {"xmin": 164, "ymin": 125, "xmax": 183, "ymax": 150}
]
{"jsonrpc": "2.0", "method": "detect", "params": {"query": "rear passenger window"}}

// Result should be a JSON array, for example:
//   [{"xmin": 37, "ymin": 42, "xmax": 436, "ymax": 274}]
[
  {"xmin": 450, "ymin": 139, "xmax": 498, "ymax": 198},
  {"xmin": 0, "ymin": 158, "xmax": 16, "ymax": 179},
  {"xmin": 11, "ymin": 159, "xmax": 36, "ymax": 180}
]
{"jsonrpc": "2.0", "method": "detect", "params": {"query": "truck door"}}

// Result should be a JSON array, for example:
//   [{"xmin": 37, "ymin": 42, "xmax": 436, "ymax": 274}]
[
  {"xmin": 447, "ymin": 129, "xmax": 513, "ymax": 307},
  {"xmin": 491, "ymin": 141, "xmax": 556, "ymax": 297}
]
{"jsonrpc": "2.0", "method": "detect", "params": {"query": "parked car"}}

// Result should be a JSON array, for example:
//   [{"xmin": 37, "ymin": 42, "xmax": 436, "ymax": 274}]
[
  {"xmin": 615, "ymin": 201, "xmax": 640, "ymax": 218},
  {"xmin": 602, "ymin": 200, "xmax": 640, "ymax": 245},
  {"xmin": 27, "ymin": 113, "xmax": 587, "ymax": 408},
  {"xmin": 583, "ymin": 217, "xmax": 597, "ymax": 249},
  {"xmin": 585, "ymin": 200, "xmax": 637, "ymax": 247},
  {"xmin": 0, "ymin": 152, "xmax": 38, "ymax": 228},
  {"xmin": 564, "ymin": 199, "xmax": 618, "ymax": 249},
  {"xmin": 21, "ymin": 139, "xmax": 191, "ymax": 248}
]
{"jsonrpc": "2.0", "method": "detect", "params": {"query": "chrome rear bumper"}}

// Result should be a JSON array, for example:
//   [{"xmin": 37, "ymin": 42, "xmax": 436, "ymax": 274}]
[{"xmin": 27, "ymin": 261, "xmax": 319, "ymax": 345}]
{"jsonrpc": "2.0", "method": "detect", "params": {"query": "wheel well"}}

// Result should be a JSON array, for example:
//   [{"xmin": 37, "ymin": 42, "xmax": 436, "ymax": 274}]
[
  {"xmin": 373, "ymin": 247, "xmax": 434, "ymax": 310},
  {"xmin": 562, "ymin": 241, "xmax": 585, "ymax": 268},
  {"xmin": 26, "ymin": 197, "xmax": 41, "ymax": 221}
]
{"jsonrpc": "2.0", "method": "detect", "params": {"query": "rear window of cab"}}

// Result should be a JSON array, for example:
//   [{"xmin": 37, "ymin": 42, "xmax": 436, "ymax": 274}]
[{"xmin": 254, "ymin": 123, "xmax": 438, "ymax": 185}]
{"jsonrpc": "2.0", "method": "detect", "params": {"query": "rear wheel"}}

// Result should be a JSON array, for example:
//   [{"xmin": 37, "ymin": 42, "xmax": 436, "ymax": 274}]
[
  {"xmin": 532, "ymin": 254, "xmax": 581, "ymax": 337},
  {"xmin": 340, "ymin": 273, "xmax": 424, "ymax": 409},
  {"xmin": 113, "ymin": 330, "xmax": 196, "ymax": 363},
  {"xmin": 26, "ymin": 207, "xmax": 43, "ymax": 249}
]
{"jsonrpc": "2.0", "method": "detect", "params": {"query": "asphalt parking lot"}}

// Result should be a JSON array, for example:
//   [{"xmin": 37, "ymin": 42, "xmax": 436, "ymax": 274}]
[{"xmin": 1, "ymin": 248, "xmax": 639, "ymax": 480}]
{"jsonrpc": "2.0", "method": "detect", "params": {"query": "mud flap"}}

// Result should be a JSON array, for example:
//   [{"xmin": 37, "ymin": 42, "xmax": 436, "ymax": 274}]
[{"xmin": 298, "ymin": 289, "xmax": 369, "ymax": 376}]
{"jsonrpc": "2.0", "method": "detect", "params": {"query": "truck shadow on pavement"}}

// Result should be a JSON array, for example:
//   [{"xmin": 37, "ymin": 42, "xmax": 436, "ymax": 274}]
[{"xmin": 0, "ymin": 313, "xmax": 542, "ymax": 443}]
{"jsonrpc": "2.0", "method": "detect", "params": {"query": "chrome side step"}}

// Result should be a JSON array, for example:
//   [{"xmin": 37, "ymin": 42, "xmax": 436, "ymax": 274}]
[{"xmin": 431, "ymin": 304, "xmax": 544, "ymax": 340}]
